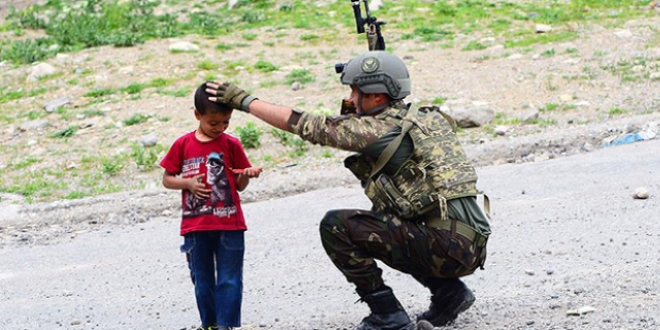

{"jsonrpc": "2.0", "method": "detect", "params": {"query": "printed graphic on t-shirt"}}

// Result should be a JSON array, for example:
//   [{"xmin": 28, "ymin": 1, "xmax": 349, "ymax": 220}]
[{"xmin": 183, "ymin": 152, "xmax": 236, "ymax": 219}]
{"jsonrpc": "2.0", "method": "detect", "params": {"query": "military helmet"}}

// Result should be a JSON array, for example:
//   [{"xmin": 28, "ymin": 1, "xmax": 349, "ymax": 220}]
[{"xmin": 339, "ymin": 51, "xmax": 411, "ymax": 100}]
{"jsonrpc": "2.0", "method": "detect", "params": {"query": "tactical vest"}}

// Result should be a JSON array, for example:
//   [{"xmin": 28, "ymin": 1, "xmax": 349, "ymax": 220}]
[{"xmin": 345, "ymin": 104, "xmax": 479, "ymax": 220}]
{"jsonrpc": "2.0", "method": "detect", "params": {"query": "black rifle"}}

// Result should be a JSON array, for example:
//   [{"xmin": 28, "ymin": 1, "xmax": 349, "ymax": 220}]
[{"xmin": 351, "ymin": 0, "xmax": 386, "ymax": 51}]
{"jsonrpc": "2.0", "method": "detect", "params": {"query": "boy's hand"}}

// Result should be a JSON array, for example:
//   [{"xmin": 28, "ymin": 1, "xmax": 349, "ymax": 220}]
[
  {"xmin": 232, "ymin": 167, "xmax": 263, "ymax": 178},
  {"xmin": 187, "ymin": 173, "xmax": 211, "ymax": 199},
  {"xmin": 206, "ymin": 81, "xmax": 257, "ymax": 113}
]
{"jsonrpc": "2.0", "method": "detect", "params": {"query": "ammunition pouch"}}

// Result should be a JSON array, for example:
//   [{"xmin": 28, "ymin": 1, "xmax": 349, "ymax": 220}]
[{"xmin": 364, "ymin": 160, "xmax": 440, "ymax": 220}]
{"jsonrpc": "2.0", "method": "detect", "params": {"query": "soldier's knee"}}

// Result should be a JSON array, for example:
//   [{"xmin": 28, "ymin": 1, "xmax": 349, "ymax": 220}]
[{"xmin": 320, "ymin": 210, "xmax": 344, "ymax": 231}]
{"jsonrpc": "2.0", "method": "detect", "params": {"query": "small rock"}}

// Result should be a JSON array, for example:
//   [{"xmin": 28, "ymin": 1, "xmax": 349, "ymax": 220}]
[
  {"xmin": 291, "ymin": 82, "xmax": 302, "ymax": 91},
  {"xmin": 162, "ymin": 210, "xmax": 173, "ymax": 217},
  {"xmin": 508, "ymin": 53, "xmax": 524, "ymax": 60},
  {"xmin": 27, "ymin": 62, "xmax": 57, "ymax": 82},
  {"xmin": 169, "ymin": 41, "xmax": 199, "ymax": 52},
  {"xmin": 560, "ymin": 94, "xmax": 573, "ymax": 102},
  {"xmin": 633, "ymin": 187, "xmax": 650, "ymax": 200},
  {"xmin": 141, "ymin": 134, "xmax": 158, "ymax": 147},
  {"xmin": 535, "ymin": 24, "xmax": 552, "ymax": 33},
  {"xmin": 614, "ymin": 29, "xmax": 633, "ymax": 38},
  {"xmin": 494, "ymin": 126, "xmax": 507, "ymax": 136},
  {"xmin": 546, "ymin": 269, "xmax": 555, "ymax": 275},
  {"xmin": 525, "ymin": 269, "xmax": 535, "ymax": 276},
  {"xmin": 43, "ymin": 96, "xmax": 71, "ymax": 113},
  {"xmin": 403, "ymin": 55, "xmax": 415, "ymax": 60},
  {"xmin": 20, "ymin": 119, "xmax": 49, "ymax": 131}
]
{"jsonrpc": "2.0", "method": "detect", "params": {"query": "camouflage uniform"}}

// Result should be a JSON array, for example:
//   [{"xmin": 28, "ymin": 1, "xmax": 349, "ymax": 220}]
[{"xmin": 288, "ymin": 100, "xmax": 490, "ymax": 293}]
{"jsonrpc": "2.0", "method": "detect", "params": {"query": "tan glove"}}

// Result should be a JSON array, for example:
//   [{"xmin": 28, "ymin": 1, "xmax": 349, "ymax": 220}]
[{"xmin": 206, "ymin": 82, "xmax": 257, "ymax": 112}]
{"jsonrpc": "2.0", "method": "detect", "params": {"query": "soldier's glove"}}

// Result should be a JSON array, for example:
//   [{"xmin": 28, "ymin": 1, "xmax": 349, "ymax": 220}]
[{"xmin": 206, "ymin": 82, "xmax": 257, "ymax": 113}]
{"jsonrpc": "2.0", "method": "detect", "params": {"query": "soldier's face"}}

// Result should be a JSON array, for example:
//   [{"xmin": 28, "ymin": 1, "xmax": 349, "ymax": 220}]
[{"xmin": 349, "ymin": 86, "xmax": 382, "ymax": 114}]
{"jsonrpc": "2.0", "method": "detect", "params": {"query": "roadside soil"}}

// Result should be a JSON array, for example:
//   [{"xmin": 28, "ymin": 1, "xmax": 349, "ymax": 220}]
[{"xmin": 2, "ymin": 10, "xmax": 660, "ymax": 246}]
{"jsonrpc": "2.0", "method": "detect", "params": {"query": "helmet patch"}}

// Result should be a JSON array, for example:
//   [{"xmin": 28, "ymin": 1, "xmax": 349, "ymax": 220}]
[{"xmin": 361, "ymin": 57, "xmax": 380, "ymax": 73}]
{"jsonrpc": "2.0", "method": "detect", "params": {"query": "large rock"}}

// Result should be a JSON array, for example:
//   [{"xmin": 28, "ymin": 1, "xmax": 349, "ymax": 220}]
[
  {"xmin": 27, "ymin": 62, "xmax": 56, "ymax": 82},
  {"xmin": 449, "ymin": 106, "xmax": 495, "ymax": 128}
]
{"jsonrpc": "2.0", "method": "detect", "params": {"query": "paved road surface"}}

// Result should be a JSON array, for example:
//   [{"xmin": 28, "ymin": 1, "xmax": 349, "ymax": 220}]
[{"xmin": 1, "ymin": 140, "xmax": 658, "ymax": 329}]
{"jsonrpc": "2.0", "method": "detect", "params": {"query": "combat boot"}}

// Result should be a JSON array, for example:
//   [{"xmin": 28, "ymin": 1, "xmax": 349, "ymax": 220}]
[
  {"xmin": 355, "ymin": 286, "xmax": 415, "ymax": 330},
  {"xmin": 416, "ymin": 278, "xmax": 475, "ymax": 326}
]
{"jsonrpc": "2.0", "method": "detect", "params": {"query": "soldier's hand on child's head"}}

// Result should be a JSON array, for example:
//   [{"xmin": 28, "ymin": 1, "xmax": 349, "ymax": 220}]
[
  {"xmin": 205, "ymin": 81, "xmax": 257, "ymax": 113},
  {"xmin": 188, "ymin": 173, "xmax": 211, "ymax": 199}
]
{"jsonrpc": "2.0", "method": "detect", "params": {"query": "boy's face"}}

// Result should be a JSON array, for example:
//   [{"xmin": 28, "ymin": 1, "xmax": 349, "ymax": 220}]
[{"xmin": 195, "ymin": 109, "xmax": 232, "ymax": 139}]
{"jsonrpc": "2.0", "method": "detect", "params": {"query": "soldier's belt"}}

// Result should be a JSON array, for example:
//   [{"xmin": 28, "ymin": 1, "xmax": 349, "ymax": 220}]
[{"xmin": 425, "ymin": 217, "xmax": 488, "ymax": 248}]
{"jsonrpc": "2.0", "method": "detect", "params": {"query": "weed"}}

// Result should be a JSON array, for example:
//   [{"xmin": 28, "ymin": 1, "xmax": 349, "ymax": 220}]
[
  {"xmin": 300, "ymin": 34, "xmax": 319, "ymax": 41},
  {"xmin": 84, "ymin": 88, "xmax": 116, "ymax": 98},
  {"xmin": 609, "ymin": 107, "xmax": 627, "ymax": 115},
  {"xmin": 101, "ymin": 155, "xmax": 125, "ymax": 175},
  {"xmin": 216, "ymin": 42, "xmax": 236, "ymax": 51},
  {"xmin": 121, "ymin": 83, "xmax": 148, "ymax": 94},
  {"xmin": 159, "ymin": 88, "xmax": 190, "ymax": 98},
  {"xmin": 130, "ymin": 142, "xmax": 164, "ymax": 171},
  {"xmin": 255, "ymin": 61, "xmax": 279, "ymax": 72},
  {"xmin": 285, "ymin": 69, "xmax": 315, "ymax": 85},
  {"xmin": 235, "ymin": 122, "xmax": 262, "ymax": 149},
  {"xmin": 271, "ymin": 128, "xmax": 295, "ymax": 146},
  {"xmin": 123, "ymin": 113, "xmax": 150, "ymax": 126},
  {"xmin": 462, "ymin": 40, "xmax": 487, "ymax": 51},
  {"xmin": 1, "ymin": 87, "xmax": 47, "ymax": 104},
  {"xmin": 198, "ymin": 60, "xmax": 219, "ymax": 70},
  {"xmin": 541, "ymin": 48, "xmax": 556, "ymax": 57},
  {"xmin": 243, "ymin": 33, "xmax": 257, "ymax": 41},
  {"xmin": 289, "ymin": 136, "xmax": 309, "ymax": 158},
  {"xmin": 63, "ymin": 191, "xmax": 87, "ymax": 199},
  {"xmin": 432, "ymin": 97, "xmax": 446, "ymax": 105},
  {"xmin": 13, "ymin": 157, "xmax": 39, "ymax": 170},
  {"xmin": 50, "ymin": 125, "xmax": 79, "ymax": 138},
  {"xmin": 83, "ymin": 109, "xmax": 105, "ymax": 118}
]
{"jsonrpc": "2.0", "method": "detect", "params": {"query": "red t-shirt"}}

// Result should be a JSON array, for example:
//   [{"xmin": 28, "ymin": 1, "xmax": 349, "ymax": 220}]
[{"xmin": 160, "ymin": 131, "xmax": 251, "ymax": 235}]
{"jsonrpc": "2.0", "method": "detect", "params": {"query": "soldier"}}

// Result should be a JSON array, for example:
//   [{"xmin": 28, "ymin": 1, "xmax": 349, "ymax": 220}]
[{"xmin": 206, "ymin": 51, "xmax": 491, "ymax": 330}]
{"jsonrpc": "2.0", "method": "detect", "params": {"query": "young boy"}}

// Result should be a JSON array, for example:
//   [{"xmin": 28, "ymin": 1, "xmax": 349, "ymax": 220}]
[{"xmin": 160, "ymin": 83, "xmax": 262, "ymax": 330}]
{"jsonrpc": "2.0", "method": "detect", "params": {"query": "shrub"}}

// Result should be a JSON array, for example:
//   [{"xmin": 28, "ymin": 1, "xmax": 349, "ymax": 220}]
[{"xmin": 235, "ymin": 122, "xmax": 262, "ymax": 149}]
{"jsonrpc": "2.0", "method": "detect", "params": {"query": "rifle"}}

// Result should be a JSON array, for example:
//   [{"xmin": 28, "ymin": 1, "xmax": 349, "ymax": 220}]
[{"xmin": 351, "ymin": 0, "xmax": 386, "ymax": 51}]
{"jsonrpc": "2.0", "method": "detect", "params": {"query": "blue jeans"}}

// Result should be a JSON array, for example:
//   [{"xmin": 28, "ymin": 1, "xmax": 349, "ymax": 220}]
[{"xmin": 181, "ymin": 230, "xmax": 245, "ymax": 328}]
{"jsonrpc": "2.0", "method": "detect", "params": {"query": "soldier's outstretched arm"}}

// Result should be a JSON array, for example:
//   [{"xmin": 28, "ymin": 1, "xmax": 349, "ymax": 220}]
[{"xmin": 205, "ymin": 81, "xmax": 293, "ymax": 131}]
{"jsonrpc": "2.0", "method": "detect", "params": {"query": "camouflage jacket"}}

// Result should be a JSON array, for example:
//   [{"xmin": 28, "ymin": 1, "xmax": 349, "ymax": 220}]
[{"xmin": 288, "ymin": 101, "xmax": 480, "ymax": 219}]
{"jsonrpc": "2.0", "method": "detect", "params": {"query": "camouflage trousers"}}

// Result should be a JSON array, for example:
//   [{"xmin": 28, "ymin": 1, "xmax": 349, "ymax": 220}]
[{"xmin": 319, "ymin": 209, "xmax": 486, "ymax": 293}]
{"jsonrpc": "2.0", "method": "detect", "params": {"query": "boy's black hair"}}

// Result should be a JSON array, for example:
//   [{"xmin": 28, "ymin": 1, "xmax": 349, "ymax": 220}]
[{"xmin": 194, "ymin": 82, "xmax": 232, "ymax": 115}]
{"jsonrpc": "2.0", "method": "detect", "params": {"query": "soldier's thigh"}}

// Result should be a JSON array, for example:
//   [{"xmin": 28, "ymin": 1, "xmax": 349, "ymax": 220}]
[{"xmin": 339, "ymin": 210, "xmax": 457, "ymax": 276}]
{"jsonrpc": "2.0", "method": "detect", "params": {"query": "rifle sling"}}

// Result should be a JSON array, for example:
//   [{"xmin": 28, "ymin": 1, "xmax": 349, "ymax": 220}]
[{"xmin": 368, "ymin": 105, "xmax": 417, "ymax": 179}]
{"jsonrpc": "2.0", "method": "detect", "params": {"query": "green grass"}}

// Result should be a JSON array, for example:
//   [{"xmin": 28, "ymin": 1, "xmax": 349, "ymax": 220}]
[
  {"xmin": 285, "ymin": 69, "xmax": 315, "ymax": 85},
  {"xmin": 123, "ymin": 113, "xmax": 150, "ymax": 126},
  {"xmin": 84, "ymin": 88, "xmax": 116, "ymax": 98},
  {"xmin": 2, "ymin": 0, "xmax": 653, "ymax": 65}
]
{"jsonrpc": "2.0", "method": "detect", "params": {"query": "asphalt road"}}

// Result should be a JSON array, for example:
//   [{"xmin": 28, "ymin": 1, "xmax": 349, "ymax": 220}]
[{"xmin": 1, "ymin": 140, "xmax": 659, "ymax": 330}]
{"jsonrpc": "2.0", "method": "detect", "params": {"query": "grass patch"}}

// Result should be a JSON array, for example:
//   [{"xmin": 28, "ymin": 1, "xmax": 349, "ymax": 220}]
[
  {"xmin": 50, "ymin": 125, "xmax": 79, "ymax": 138},
  {"xmin": 285, "ymin": 69, "xmax": 315, "ymax": 85},
  {"xmin": 123, "ymin": 113, "xmax": 150, "ymax": 126},
  {"xmin": 198, "ymin": 60, "xmax": 219, "ymax": 70},
  {"xmin": 84, "ymin": 88, "xmax": 116, "ymax": 98},
  {"xmin": 254, "ymin": 60, "xmax": 279, "ymax": 72}
]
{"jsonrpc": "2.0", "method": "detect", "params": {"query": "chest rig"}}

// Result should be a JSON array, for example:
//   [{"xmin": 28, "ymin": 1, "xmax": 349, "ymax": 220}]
[{"xmin": 345, "ymin": 104, "xmax": 479, "ymax": 220}]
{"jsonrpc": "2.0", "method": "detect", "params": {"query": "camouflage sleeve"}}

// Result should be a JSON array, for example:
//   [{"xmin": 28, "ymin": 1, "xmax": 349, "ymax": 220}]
[{"xmin": 287, "ymin": 109, "xmax": 396, "ymax": 152}]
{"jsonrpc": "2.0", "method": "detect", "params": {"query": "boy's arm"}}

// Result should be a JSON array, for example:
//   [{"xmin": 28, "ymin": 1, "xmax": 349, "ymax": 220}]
[
  {"xmin": 233, "ymin": 167, "xmax": 262, "ymax": 192},
  {"xmin": 162, "ymin": 171, "xmax": 210, "ymax": 199},
  {"xmin": 236, "ymin": 174, "xmax": 249, "ymax": 192}
]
